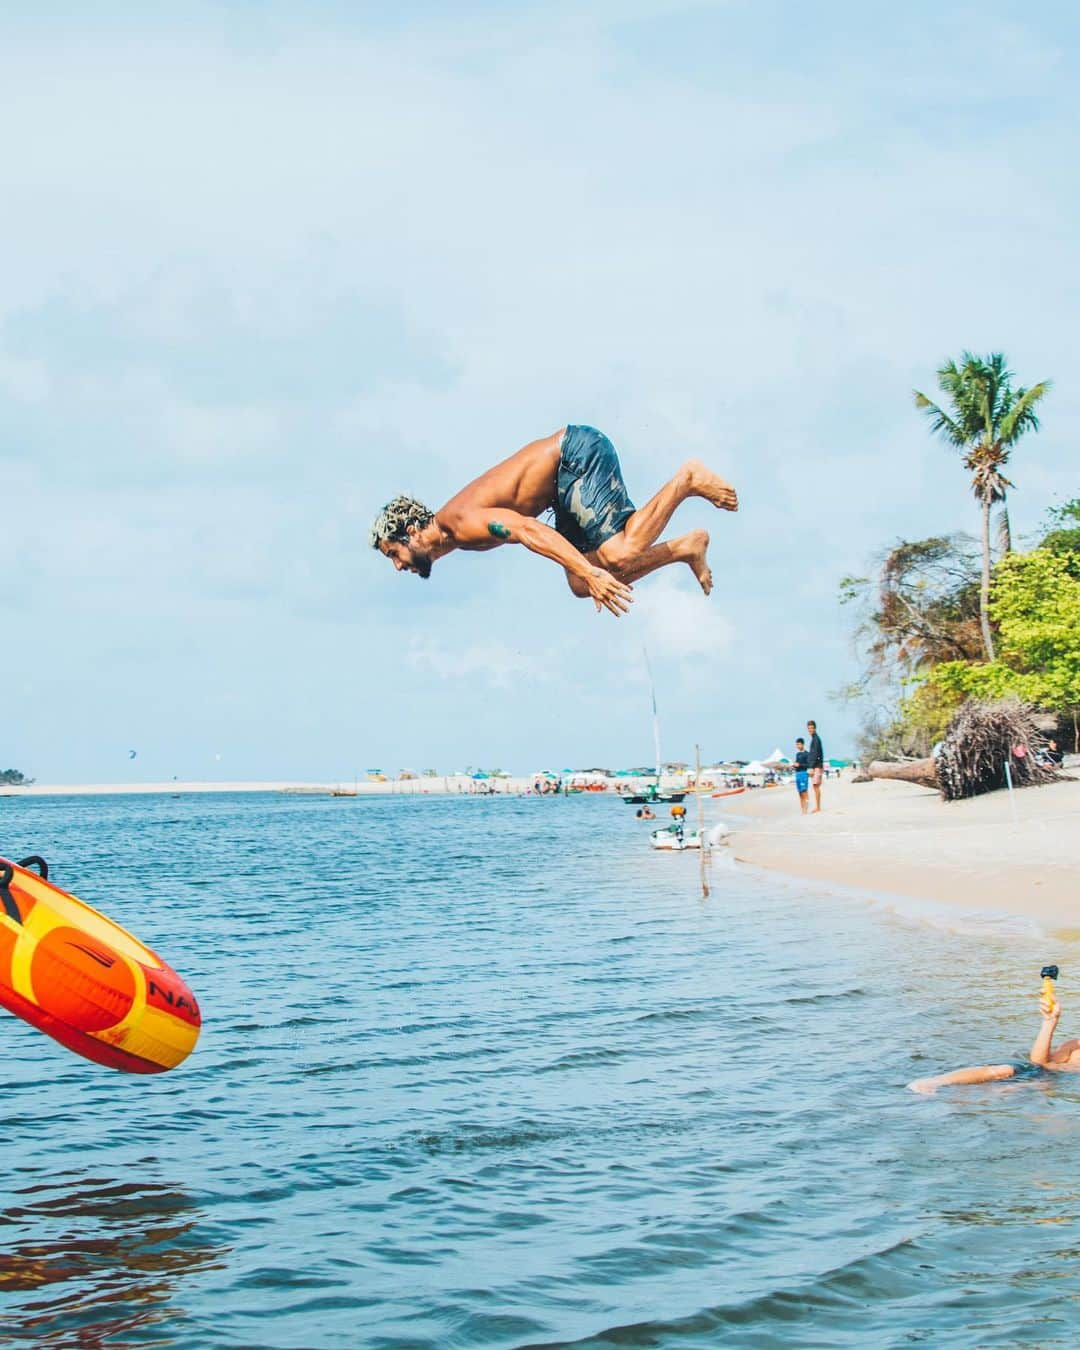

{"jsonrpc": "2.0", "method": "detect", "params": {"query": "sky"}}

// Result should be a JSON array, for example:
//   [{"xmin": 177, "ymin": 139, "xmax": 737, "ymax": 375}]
[{"xmin": 2, "ymin": 0, "xmax": 1078, "ymax": 782}]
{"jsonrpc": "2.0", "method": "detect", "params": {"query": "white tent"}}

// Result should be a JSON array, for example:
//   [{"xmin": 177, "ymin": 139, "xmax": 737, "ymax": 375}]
[
  {"xmin": 763, "ymin": 747, "xmax": 790, "ymax": 765},
  {"xmin": 741, "ymin": 760, "xmax": 771, "ymax": 777}
]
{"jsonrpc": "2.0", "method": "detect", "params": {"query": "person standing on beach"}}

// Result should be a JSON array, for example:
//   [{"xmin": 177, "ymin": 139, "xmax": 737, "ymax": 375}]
[
  {"xmin": 369, "ymin": 425, "xmax": 739, "ymax": 616},
  {"xmin": 793, "ymin": 737, "xmax": 811, "ymax": 815},
  {"xmin": 806, "ymin": 720, "xmax": 824, "ymax": 812}
]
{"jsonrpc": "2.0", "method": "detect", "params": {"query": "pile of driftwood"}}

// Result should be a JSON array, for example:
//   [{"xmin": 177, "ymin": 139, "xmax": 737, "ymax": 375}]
[{"xmin": 868, "ymin": 698, "xmax": 1059, "ymax": 802}]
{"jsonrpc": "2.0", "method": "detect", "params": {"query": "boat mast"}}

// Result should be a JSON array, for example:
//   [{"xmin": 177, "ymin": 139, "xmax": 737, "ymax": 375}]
[{"xmin": 643, "ymin": 646, "xmax": 660, "ymax": 788}]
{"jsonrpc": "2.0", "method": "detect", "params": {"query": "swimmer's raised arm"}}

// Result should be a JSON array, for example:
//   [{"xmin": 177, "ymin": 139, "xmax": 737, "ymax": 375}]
[
  {"xmin": 443, "ymin": 507, "xmax": 634, "ymax": 617},
  {"xmin": 1030, "ymin": 997, "xmax": 1060, "ymax": 1067}
]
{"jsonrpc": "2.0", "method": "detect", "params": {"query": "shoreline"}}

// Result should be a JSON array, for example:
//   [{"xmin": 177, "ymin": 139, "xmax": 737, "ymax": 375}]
[
  {"xmin": 717, "ymin": 773, "xmax": 1080, "ymax": 936},
  {"xmin": 0, "ymin": 776, "xmax": 539, "ymax": 798}
]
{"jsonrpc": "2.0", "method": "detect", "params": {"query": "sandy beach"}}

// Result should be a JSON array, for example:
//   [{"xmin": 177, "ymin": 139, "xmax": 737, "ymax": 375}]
[{"xmin": 721, "ymin": 773, "xmax": 1080, "ymax": 934}]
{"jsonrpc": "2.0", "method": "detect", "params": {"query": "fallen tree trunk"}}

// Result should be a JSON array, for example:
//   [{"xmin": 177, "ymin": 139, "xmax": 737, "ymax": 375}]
[
  {"xmin": 867, "ymin": 699, "xmax": 1058, "ymax": 802},
  {"xmin": 867, "ymin": 758, "xmax": 939, "ymax": 789}
]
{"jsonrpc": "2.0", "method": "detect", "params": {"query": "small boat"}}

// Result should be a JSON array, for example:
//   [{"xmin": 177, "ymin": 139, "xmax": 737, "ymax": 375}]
[
  {"xmin": 649, "ymin": 821, "xmax": 732, "ymax": 852},
  {"xmin": 621, "ymin": 789, "xmax": 687, "ymax": 805},
  {"xmin": 711, "ymin": 786, "xmax": 747, "ymax": 799},
  {"xmin": 622, "ymin": 649, "xmax": 689, "ymax": 806},
  {"xmin": 650, "ymin": 825, "xmax": 701, "ymax": 851}
]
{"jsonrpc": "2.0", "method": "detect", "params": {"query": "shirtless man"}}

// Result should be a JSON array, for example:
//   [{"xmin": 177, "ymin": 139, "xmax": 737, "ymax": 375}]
[
  {"xmin": 908, "ymin": 994, "xmax": 1080, "ymax": 1094},
  {"xmin": 369, "ymin": 424, "xmax": 738, "ymax": 616}
]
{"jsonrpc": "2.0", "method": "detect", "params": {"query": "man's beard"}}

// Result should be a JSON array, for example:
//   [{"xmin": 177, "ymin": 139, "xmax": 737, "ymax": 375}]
[{"xmin": 414, "ymin": 553, "xmax": 432, "ymax": 579}]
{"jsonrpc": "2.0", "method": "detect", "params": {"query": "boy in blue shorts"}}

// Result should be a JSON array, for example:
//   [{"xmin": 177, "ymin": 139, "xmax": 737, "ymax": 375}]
[{"xmin": 793, "ymin": 737, "xmax": 810, "ymax": 814}]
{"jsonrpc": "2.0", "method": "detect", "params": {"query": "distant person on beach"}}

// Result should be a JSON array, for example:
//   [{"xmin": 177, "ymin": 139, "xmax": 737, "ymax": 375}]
[
  {"xmin": 806, "ymin": 720, "xmax": 824, "ymax": 812},
  {"xmin": 1044, "ymin": 736, "xmax": 1065, "ymax": 767},
  {"xmin": 909, "ymin": 995, "xmax": 1080, "ymax": 1093},
  {"xmin": 369, "ymin": 426, "xmax": 739, "ymax": 617},
  {"xmin": 793, "ymin": 737, "xmax": 810, "ymax": 814}
]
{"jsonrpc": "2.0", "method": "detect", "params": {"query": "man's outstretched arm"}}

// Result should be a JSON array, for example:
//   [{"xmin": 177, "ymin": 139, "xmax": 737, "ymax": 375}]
[
  {"xmin": 445, "ymin": 507, "xmax": 634, "ymax": 616},
  {"xmin": 1030, "ymin": 998, "xmax": 1060, "ymax": 1066}
]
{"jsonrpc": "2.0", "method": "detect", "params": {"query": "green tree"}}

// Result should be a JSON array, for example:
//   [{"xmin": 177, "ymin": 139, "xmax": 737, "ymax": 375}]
[
  {"xmin": 932, "ymin": 548, "xmax": 1080, "ymax": 745},
  {"xmin": 1038, "ymin": 498, "xmax": 1080, "ymax": 575},
  {"xmin": 914, "ymin": 352, "xmax": 1051, "ymax": 660}
]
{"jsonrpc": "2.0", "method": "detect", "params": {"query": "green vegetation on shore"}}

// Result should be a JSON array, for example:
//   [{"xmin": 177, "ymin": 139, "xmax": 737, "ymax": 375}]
[
  {"xmin": 841, "ymin": 351, "xmax": 1078, "ymax": 757},
  {"xmin": 0, "ymin": 769, "xmax": 34, "ymax": 786}
]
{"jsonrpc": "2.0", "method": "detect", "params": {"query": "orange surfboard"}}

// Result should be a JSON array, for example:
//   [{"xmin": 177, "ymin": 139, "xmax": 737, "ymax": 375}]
[{"xmin": 0, "ymin": 855, "xmax": 200, "ymax": 1073}]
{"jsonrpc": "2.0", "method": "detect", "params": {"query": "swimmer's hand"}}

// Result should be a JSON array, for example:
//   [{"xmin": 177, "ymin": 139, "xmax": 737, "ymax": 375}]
[
  {"xmin": 1040, "ymin": 996, "xmax": 1061, "ymax": 1022},
  {"xmin": 587, "ymin": 567, "xmax": 633, "ymax": 617}
]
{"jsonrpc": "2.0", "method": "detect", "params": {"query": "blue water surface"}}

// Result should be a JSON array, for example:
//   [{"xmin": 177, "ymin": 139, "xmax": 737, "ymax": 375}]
[{"xmin": 1, "ymin": 791, "xmax": 1078, "ymax": 1347}]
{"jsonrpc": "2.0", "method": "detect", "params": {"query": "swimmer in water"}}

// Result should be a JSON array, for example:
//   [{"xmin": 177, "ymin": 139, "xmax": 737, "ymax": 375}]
[
  {"xmin": 908, "ymin": 994, "xmax": 1080, "ymax": 1093},
  {"xmin": 369, "ymin": 425, "xmax": 738, "ymax": 617}
]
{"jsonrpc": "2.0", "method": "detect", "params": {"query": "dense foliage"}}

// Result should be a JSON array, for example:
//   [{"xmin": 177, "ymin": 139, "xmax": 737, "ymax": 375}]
[
  {"xmin": 932, "ymin": 548, "xmax": 1080, "ymax": 726},
  {"xmin": 0, "ymin": 769, "xmax": 34, "ymax": 785},
  {"xmin": 858, "ymin": 507, "xmax": 1080, "ymax": 754}
]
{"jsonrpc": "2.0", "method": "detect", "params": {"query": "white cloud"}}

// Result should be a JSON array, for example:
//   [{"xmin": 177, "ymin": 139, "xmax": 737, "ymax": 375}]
[
  {"xmin": 406, "ymin": 636, "xmax": 537, "ymax": 689},
  {"xmin": 630, "ymin": 571, "xmax": 734, "ymax": 663}
]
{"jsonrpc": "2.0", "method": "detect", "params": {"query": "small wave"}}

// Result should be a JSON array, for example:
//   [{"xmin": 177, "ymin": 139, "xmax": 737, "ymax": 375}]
[
  {"xmin": 394, "ymin": 1121, "xmax": 571, "ymax": 1156},
  {"xmin": 524, "ymin": 1231, "xmax": 924, "ymax": 1346},
  {"xmin": 537, "ymin": 1046, "xmax": 628, "ymax": 1073}
]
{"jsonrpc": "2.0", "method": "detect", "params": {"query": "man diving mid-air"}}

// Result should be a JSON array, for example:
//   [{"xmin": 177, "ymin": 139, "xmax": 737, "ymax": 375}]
[{"xmin": 369, "ymin": 425, "xmax": 738, "ymax": 616}]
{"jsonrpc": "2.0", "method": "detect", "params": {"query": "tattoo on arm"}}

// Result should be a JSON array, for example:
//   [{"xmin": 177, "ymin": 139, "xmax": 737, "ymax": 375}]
[{"xmin": 487, "ymin": 521, "xmax": 512, "ymax": 539}]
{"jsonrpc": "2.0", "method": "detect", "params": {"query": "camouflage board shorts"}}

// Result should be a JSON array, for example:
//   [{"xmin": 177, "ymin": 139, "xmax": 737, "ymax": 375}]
[{"xmin": 555, "ymin": 425, "xmax": 636, "ymax": 554}]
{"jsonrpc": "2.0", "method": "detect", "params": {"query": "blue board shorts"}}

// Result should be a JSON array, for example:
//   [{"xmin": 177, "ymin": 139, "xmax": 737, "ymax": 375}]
[
  {"xmin": 1008, "ymin": 1061, "xmax": 1046, "ymax": 1081},
  {"xmin": 795, "ymin": 771, "xmax": 809, "ymax": 793},
  {"xmin": 555, "ymin": 425, "xmax": 636, "ymax": 554}
]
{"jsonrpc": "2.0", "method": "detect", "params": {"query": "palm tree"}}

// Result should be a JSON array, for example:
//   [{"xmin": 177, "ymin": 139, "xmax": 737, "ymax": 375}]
[{"xmin": 914, "ymin": 352, "xmax": 1050, "ymax": 660}]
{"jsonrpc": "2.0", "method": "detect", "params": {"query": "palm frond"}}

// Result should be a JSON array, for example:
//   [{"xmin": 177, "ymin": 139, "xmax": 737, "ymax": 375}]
[
  {"xmin": 998, "ymin": 379, "xmax": 1051, "ymax": 445},
  {"xmin": 913, "ymin": 391, "xmax": 966, "ymax": 447}
]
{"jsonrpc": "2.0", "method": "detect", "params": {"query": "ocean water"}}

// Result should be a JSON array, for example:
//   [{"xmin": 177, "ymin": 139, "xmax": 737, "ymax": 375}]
[{"xmin": 1, "ymin": 791, "xmax": 1078, "ymax": 1348}]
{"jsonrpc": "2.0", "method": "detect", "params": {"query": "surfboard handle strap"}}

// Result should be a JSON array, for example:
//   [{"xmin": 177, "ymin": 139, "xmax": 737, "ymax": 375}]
[
  {"xmin": 0, "ymin": 862, "xmax": 19, "ymax": 923},
  {"xmin": 0, "ymin": 856, "xmax": 50, "ymax": 924}
]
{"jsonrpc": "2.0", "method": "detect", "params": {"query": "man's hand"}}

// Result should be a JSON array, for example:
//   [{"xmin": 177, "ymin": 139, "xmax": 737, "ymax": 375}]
[
  {"xmin": 1040, "ymin": 996, "xmax": 1061, "ymax": 1022},
  {"xmin": 586, "ymin": 566, "xmax": 633, "ymax": 617}
]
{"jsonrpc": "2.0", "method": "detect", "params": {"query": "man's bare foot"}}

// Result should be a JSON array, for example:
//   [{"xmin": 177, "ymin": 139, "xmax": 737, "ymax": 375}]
[
  {"xmin": 684, "ymin": 529, "xmax": 712, "ymax": 595},
  {"xmin": 686, "ymin": 460, "xmax": 739, "ymax": 512}
]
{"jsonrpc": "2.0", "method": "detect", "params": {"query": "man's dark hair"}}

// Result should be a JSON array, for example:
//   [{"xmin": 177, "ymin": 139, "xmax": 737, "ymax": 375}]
[
  {"xmin": 807, "ymin": 720, "xmax": 817, "ymax": 729},
  {"xmin": 796, "ymin": 737, "xmax": 805, "ymax": 746}
]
